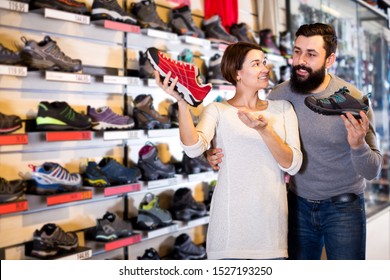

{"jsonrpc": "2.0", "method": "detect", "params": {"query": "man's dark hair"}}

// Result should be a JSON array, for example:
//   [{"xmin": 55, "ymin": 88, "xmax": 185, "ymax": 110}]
[{"xmin": 295, "ymin": 23, "xmax": 337, "ymax": 58}]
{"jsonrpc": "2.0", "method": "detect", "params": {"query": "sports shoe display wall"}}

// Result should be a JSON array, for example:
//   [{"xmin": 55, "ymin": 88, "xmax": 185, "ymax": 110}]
[{"xmin": 0, "ymin": 0, "xmax": 288, "ymax": 260}]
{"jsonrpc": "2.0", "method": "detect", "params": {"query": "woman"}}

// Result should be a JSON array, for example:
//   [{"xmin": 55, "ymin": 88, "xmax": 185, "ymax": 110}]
[{"xmin": 155, "ymin": 42, "xmax": 302, "ymax": 259}]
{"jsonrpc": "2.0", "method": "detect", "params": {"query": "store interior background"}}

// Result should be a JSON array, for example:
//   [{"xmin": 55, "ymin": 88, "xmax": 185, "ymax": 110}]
[{"xmin": 0, "ymin": 0, "xmax": 389, "ymax": 260}]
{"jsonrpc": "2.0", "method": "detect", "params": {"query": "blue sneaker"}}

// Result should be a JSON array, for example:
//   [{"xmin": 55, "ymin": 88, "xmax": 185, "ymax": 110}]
[
  {"xmin": 30, "ymin": 162, "xmax": 82, "ymax": 194},
  {"xmin": 98, "ymin": 157, "xmax": 141, "ymax": 185},
  {"xmin": 83, "ymin": 161, "xmax": 110, "ymax": 187}
]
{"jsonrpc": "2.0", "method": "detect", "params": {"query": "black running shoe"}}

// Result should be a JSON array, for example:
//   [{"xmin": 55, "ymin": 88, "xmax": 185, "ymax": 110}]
[
  {"xmin": 0, "ymin": 44, "xmax": 22, "ymax": 65},
  {"xmin": 20, "ymin": 36, "xmax": 82, "ymax": 72},
  {"xmin": 304, "ymin": 86, "xmax": 370, "ymax": 119},
  {"xmin": 91, "ymin": 0, "xmax": 137, "ymax": 24},
  {"xmin": 0, "ymin": 177, "xmax": 26, "ymax": 202},
  {"xmin": 31, "ymin": 223, "xmax": 78, "ymax": 257},
  {"xmin": 32, "ymin": 0, "xmax": 87, "ymax": 14},
  {"xmin": 182, "ymin": 153, "xmax": 213, "ymax": 174},
  {"xmin": 130, "ymin": 0, "xmax": 170, "ymax": 31},
  {"xmin": 172, "ymin": 233, "xmax": 206, "ymax": 260},
  {"xmin": 36, "ymin": 101, "xmax": 91, "ymax": 131},
  {"xmin": 171, "ymin": 187, "xmax": 207, "ymax": 221},
  {"xmin": 0, "ymin": 112, "xmax": 22, "ymax": 134},
  {"xmin": 137, "ymin": 247, "xmax": 161, "ymax": 260}
]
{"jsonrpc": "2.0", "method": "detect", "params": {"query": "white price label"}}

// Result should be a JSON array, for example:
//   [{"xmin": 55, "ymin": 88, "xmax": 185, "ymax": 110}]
[
  {"xmin": 45, "ymin": 8, "xmax": 90, "ymax": 25},
  {"xmin": 46, "ymin": 71, "xmax": 91, "ymax": 84},
  {"xmin": 1, "ymin": 1, "xmax": 29, "ymax": 12},
  {"xmin": 0, "ymin": 65, "xmax": 27, "ymax": 76}
]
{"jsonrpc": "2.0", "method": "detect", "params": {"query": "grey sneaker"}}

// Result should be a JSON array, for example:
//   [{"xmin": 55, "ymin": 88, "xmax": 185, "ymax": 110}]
[
  {"xmin": 91, "ymin": 0, "xmax": 137, "ymax": 24},
  {"xmin": 0, "ymin": 112, "xmax": 22, "ymax": 134},
  {"xmin": 203, "ymin": 15, "xmax": 238, "ymax": 44},
  {"xmin": 0, "ymin": 44, "xmax": 22, "ymax": 65},
  {"xmin": 207, "ymin": 53, "xmax": 230, "ymax": 85},
  {"xmin": 137, "ymin": 192, "xmax": 173, "ymax": 229},
  {"xmin": 20, "ymin": 36, "xmax": 82, "ymax": 72},
  {"xmin": 95, "ymin": 211, "xmax": 133, "ymax": 241},
  {"xmin": 230, "ymin": 23, "xmax": 257, "ymax": 44},
  {"xmin": 130, "ymin": 0, "xmax": 170, "ymax": 32},
  {"xmin": 173, "ymin": 233, "xmax": 206, "ymax": 260},
  {"xmin": 0, "ymin": 177, "xmax": 26, "ymax": 202},
  {"xmin": 170, "ymin": 5, "xmax": 204, "ymax": 38}
]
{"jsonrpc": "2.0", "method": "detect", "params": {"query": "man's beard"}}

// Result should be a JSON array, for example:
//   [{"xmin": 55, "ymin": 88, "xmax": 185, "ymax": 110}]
[{"xmin": 289, "ymin": 64, "xmax": 326, "ymax": 94}]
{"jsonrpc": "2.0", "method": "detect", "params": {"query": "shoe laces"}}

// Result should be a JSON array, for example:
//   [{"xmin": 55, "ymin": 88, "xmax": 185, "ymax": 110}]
[{"xmin": 161, "ymin": 52, "xmax": 194, "ymax": 71}]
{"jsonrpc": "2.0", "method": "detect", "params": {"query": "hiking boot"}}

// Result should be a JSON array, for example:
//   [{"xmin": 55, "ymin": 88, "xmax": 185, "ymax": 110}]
[
  {"xmin": 138, "ymin": 50, "xmax": 155, "ymax": 79},
  {"xmin": 130, "ymin": 0, "xmax": 170, "ymax": 32},
  {"xmin": 138, "ymin": 142, "xmax": 175, "ymax": 181},
  {"xmin": 259, "ymin": 29, "xmax": 280, "ymax": 55},
  {"xmin": 304, "ymin": 86, "xmax": 370, "ymax": 119},
  {"xmin": 95, "ymin": 211, "xmax": 132, "ymax": 241},
  {"xmin": 98, "ymin": 157, "xmax": 141, "ymax": 185},
  {"xmin": 32, "ymin": 0, "xmax": 87, "ymax": 14},
  {"xmin": 171, "ymin": 187, "xmax": 207, "ymax": 221},
  {"xmin": 87, "ymin": 106, "xmax": 134, "ymax": 130},
  {"xmin": 0, "ymin": 44, "xmax": 22, "ymax": 65},
  {"xmin": 230, "ymin": 23, "xmax": 257, "ymax": 44},
  {"xmin": 36, "ymin": 101, "xmax": 91, "ymax": 131},
  {"xmin": 20, "ymin": 36, "xmax": 82, "ymax": 72},
  {"xmin": 279, "ymin": 30, "xmax": 292, "ymax": 57},
  {"xmin": 0, "ymin": 177, "xmax": 26, "ymax": 202},
  {"xmin": 0, "ymin": 112, "xmax": 22, "ymax": 134},
  {"xmin": 30, "ymin": 162, "xmax": 82, "ymax": 194},
  {"xmin": 146, "ymin": 47, "xmax": 212, "ymax": 107},
  {"xmin": 91, "ymin": 0, "xmax": 137, "ymax": 24},
  {"xmin": 137, "ymin": 247, "xmax": 161, "ymax": 260},
  {"xmin": 31, "ymin": 223, "xmax": 78, "ymax": 257},
  {"xmin": 133, "ymin": 94, "xmax": 171, "ymax": 129},
  {"xmin": 168, "ymin": 102, "xmax": 200, "ymax": 128},
  {"xmin": 182, "ymin": 154, "xmax": 213, "ymax": 174},
  {"xmin": 172, "ymin": 233, "xmax": 206, "ymax": 260},
  {"xmin": 170, "ymin": 5, "xmax": 204, "ymax": 38},
  {"xmin": 207, "ymin": 53, "xmax": 229, "ymax": 85},
  {"xmin": 83, "ymin": 161, "xmax": 110, "ymax": 187},
  {"xmin": 202, "ymin": 15, "xmax": 238, "ymax": 44},
  {"xmin": 137, "ymin": 192, "xmax": 173, "ymax": 229}
]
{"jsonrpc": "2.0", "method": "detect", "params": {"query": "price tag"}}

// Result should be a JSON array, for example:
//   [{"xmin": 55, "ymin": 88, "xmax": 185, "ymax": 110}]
[
  {"xmin": 0, "ymin": 1, "xmax": 29, "ymax": 12},
  {"xmin": 104, "ymin": 183, "xmax": 141, "ymax": 196},
  {"xmin": 102, "ymin": 20, "xmax": 140, "ymax": 33},
  {"xmin": 0, "ymin": 65, "xmax": 27, "ymax": 76},
  {"xmin": 104, "ymin": 234, "xmax": 141, "ymax": 251},
  {"xmin": 46, "ymin": 131, "xmax": 92, "ymax": 142},
  {"xmin": 142, "ymin": 29, "xmax": 178, "ymax": 41},
  {"xmin": 45, "ymin": 71, "xmax": 91, "ymax": 84},
  {"xmin": 44, "ymin": 8, "xmax": 90, "ymax": 25},
  {"xmin": 103, "ymin": 75, "xmax": 128, "ymax": 84},
  {"xmin": 0, "ymin": 200, "xmax": 28, "ymax": 215},
  {"xmin": 46, "ymin": 189, "xmax": 92, "ymax": 206},
  {"xmin": 0, "ymin": 134, "xmax": 28, "ymax": 146}
]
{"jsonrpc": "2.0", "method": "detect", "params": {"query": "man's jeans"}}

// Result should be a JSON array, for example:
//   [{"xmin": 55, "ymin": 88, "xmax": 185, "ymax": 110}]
[{"xmin": 287, "ymin": 191, "xmax": 366, "ymax": 260}]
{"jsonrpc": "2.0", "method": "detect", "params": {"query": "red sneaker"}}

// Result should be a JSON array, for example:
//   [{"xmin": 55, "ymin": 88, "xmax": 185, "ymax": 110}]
[{"xmin": 146, "ymin": 47, "xmax": 212, "ymax": 107}]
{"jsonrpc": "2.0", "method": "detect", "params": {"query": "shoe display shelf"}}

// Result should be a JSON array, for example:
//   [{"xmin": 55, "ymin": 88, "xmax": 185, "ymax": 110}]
[{"xmin": 0, "ymin": 2, "xmax": 260, "ymax": 260}]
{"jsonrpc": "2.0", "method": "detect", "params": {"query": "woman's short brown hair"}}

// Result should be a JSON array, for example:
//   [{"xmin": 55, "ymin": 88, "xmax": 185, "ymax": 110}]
[{"xmin": 221, "ymin": 42, "xmax": 263, "ymax": 86}]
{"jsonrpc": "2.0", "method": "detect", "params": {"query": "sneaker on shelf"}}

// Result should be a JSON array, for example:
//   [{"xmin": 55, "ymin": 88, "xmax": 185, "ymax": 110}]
[
  {"xmin": 167, "ymin": 102, "xmax": 200, "ymax": 128},
  {"xmin": 83, "ymin": 161, "xmax": 110, "ymax": 187},
  {"xmin": 259, "ymin": 29, "xmax": 281, "ymax": 55},
  {"xmin": 138, "ymin": 142, "xmax": 175, "ymax": 181},
  {"xmin": 137, "ymin": 247, "xmax": 161, "ymax": 260},
  {"xmin": 304, "ymin": 86, "xmax": 370, "ymax": 119},
  {"xmin": 230, "ymin": 22, "xmax": 257, "ymax": 44},
  {"xmin": 202, "ymin": 15, "xmax": 238, "ymax": 44},
  {"xmin": 31, "ymin": 223, "xmax": 78, "ymax": 258},
  {"xmin": 31, "ymin": 0, "xmax": 87, "ymax": 14},
  {"xmin": 0, "ymin": 177, "xmax": 26, "ymax": 202},
  {"xmin": 177, "ymin": 48, "xmax": 206, "ymax": 84},
  {"xmin": 0, "ymin": 112, "xmax": 22, "ymax": 134},
  {"xmin": 36, "ymin": 101, "xmax": 91, "ymax": 131},
  {"xmin": 133, "ymin": 94, "xmax": 171, "ymax": 129},
  {"xmin": 171, "ymin": 187, "xmax": 207, "ymax": 221},
  {"xmin": 0, "ymin": 43, "xmax": 22, "ymax": 65},
  {"xmin": 91, "ymin": 0, "xmax": 137, "ymax": 24},
  {"xmin": 30, "ymin": 162, "xmax": 82, "ymax": 194},
  {"xmin": 146, "ymin": 47, "xmax": 212, "ymax": 107},
  {"xmin": 98, "ymin": 157, "xmax": 141, "ymax": 185},
  {"xmin": 87, "ymin": 106, "xmax": 134, "ymax": 130},
  {"xmin": 182, "ymin": 153, "xmax": 213, "ymax": 174},
  {"xmin": 207, "ymin": 53, "xmax": 230, "ymax": 85},
  {"xmin": 137, "ymin": 192, "xmax": 173, "ymax": 230},
  {"xmin": 130, "ymin": 0, "xmax": 170, "ymax": 32},
  {"xmin": 95, "ymin": 211, "xmax": 133, "ymax": 241},
  {"xmin": 138, "ymin": 50, "xmax": 155, "ymax": 80},
  {"xmin": 170, "ymin": 5, "xmax": 204, "ymax": 38},
  {"xmin": 172, "ymin": 233, "xmax": 206, "ymax": 260},
  {"xmin": 20, "ymin": 36, "xmax": 82, "ymax": 72}
]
